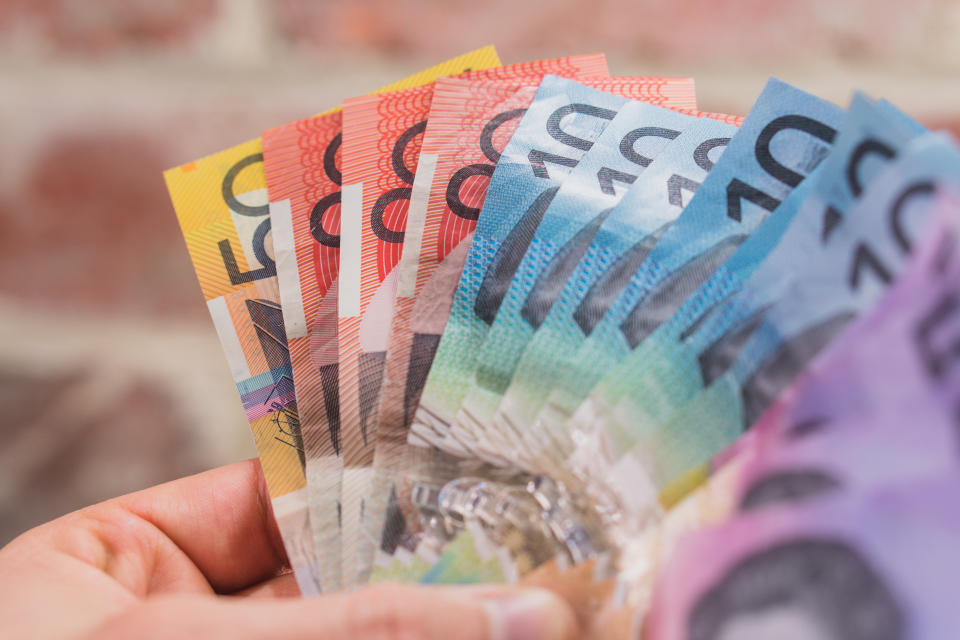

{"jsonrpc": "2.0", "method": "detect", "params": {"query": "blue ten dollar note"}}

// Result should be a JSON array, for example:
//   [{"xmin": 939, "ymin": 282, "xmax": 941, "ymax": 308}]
[
  {"xmin": 489, "ymin": 116, "xmax": 741, "ymax": 470},
  {"xmin": 623, "ymin": 133, "xmax": 960, "ymax": 493},
  {"xmin": 568, "ymin": 94, "xmax": 925, "ymax": 494},
  {"xmin": 450, "ymin": 101, "xmax": 704, "ymax": 457},
  {"xmin": 521, "ymin": 78, "xmax": 845, "ymax": 456},
  {"xmin": 412, "ymin": 75, "xmax": 648, "ymax": 449}
]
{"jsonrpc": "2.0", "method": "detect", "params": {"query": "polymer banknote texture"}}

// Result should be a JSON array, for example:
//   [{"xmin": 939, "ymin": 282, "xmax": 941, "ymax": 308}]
[
  {"xmin": 412, "ymin": 74, "xmax": 698, "ymax": 455},
  {"xmin": 165, "ymin": 140, "xmax": 320, "ymax": 594},
  {"xmin": 526, "ymin": 79, "xmax": 845, "ymax": 457},
  {"xmin": 343, "ymin": 57, "xmax": 611, "ymax": 584},
  {"xmin": 568, "ymin": 95, "xmax": 924, "ymax": 507},
  {"xmin": 181, "ymin": 46, "xmax": 502, "ymax": 592},
  {"xmin": 628, "ymin": 134, "xmax": 960, "ymax": 495},
  {"xmin": 453, "ymin": 102, "xmax": 703, "ymax": 458},
  {"xmin": 495, "ymin": 116, "xmax": 741, "ymax": 470},
  {"xmin": 648, "ymin": 474, "xmax": 960, "ymax": 640},
  {"xmin": 369, "ymin": 56, "xmax": 612, "ymax": 566}
]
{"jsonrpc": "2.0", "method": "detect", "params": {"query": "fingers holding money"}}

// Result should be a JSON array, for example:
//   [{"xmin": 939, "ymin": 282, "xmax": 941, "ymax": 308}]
[{"xmin": 83, "ymin": 584, "xmax": 578, "ymax": 640}]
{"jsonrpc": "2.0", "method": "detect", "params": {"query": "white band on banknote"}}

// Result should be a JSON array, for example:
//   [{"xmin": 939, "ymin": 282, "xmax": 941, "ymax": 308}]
[
  {"xmin": 341, "ymin": 465, "xmax": 376, "ymax": 587},
  {"xmin": 268, "ymin": 198, "xmax": 308, "ymax": 340},
  {"xmin": 271, "ymin": 486, "xmax": 309, "ymax": 518},
  {"xmin": 397, "ymin": 152, "xmax": 439, "ymax": 298},
  {"xmin": 339, "ymin": 183, "xmax": 363, "ymax": 318},
  {"xmin": 206, "ymin": 296, "xmax": 252, "ymax": 382}
]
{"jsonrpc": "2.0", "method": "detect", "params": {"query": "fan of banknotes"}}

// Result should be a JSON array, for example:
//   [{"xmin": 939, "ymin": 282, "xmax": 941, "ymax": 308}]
[{"xmin": 164, "ymin": 45, "xmax": 960, "ymax": 637}]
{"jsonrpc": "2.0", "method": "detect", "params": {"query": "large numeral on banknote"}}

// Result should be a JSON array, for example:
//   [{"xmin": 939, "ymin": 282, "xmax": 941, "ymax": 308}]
[
  {"xmin": 324, "ymin": 131, "xmax": 343, "ymax": 185},
  {"xmin": 474, "ymin": 102, "xmax": 619, "ymax": 324},
  {"xmin": 310, "ymin": 132, "xmax": 344, "ymax": 249},
  {"xmin": 666, "ymin": 136, "xmax": 730, "ymax": 206},
  {"xmin": 520, "ymin": 126, "xmax": 687, "ymax": 327},
  {"xmin": 219, "ymin": 153, "xmax": 277, "ymax": 284},
  {"xmin": 739, "ymin": 179, "xmax": 936, "ymax": 428},
  {"xmin": 689, "ymin": 118, "xmax": 839, "ymax": 391},
  {"xmin": 311, "ymin": 193, "xmax": 342, "ymax": 248},
  {"xmin": 597, "ymin": 127, "xmax": 682, "ymax": 195},
  {"xmin": 618, "ymin": 138, "xmax": 738, "ymax": 347},
  {"xmin": 527, "ymin": 103, "xmax": 617, "ymax": 178},
  {"xmin": 725, "ymin": 116, "xmax": 835, "ymax": 222},
  {"xmin": 370, "ymin": 121, "xmax": 428, "ymax": 245},
  {"xmin": 621, "ymin": 127, "xmax": 682, "ymax": 168},
  {"xmin": 814, "ymin": 138, "xmax": 896, "ymax": 243},
  {"xmin": 307, "ymin": 130, "xmax": 344, "ymax": 452},
  {"xmin": 597, "ymin": 167, "xmax": 638, "ymax": 196},
  {"xmin": 574, "ymin": 137, "xmax": 732, "ymax": 338},
  {"xmin": 445, "ymin": 108, "xmax": 526, "ymax": 221},
  {"xmin": 847, "ymin": 182, "xmax": 933, "ymax": 290},
  {"xmin": 701, "ymin": 137, "xmax": 896, "ymax": 380}
]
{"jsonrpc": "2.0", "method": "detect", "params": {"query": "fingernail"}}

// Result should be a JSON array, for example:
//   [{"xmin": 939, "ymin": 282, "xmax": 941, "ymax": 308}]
[{"xmin": 483, "ymin": 589, "xmax": 573, "ymax": 640}]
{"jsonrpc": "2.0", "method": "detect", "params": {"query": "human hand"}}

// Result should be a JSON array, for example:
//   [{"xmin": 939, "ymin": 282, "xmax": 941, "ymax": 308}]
[{"xmin": 0, "ymin": 459, "xmax": 578, "ymax": 639}]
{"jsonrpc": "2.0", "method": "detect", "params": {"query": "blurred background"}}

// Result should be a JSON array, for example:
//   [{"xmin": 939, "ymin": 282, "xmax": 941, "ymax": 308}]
[{"xmin": 0, "ymin": 0, "xmax": 957, "ymax": 545}]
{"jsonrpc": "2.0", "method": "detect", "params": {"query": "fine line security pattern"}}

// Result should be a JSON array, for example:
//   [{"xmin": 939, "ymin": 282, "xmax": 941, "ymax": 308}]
[{"xmin": 163, "ymin": 49, "xmax": 960, "ymax": 638}]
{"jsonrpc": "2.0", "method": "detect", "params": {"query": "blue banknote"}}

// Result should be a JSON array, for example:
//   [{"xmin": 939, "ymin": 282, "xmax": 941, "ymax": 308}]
[
  {"xmin": 514, "ymin": 78, "xmax": 845, "ymax": 457},
  {"xmin": 483, "ymin": 116, "xmax": 740, "ymax": 470},
  {"xmin": 412, "ymin": 75, "xmax": 648, "ymax": 448},
  {"xmin": 450, "ymin": 101, "xmax": 704, "ymax": 457},
  {"xmin": 565, "ymin": 94, "xmax": 925, "ymax": 490},
  {"xmin": 618, "ymin": 134, "xmax": 960, "ymax": 492}
]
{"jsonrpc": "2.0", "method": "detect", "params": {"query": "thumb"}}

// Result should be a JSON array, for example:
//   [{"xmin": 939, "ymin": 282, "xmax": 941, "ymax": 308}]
[{"xmin": 85, "ymin": 583, "xmax": 579, "ymax": 640}]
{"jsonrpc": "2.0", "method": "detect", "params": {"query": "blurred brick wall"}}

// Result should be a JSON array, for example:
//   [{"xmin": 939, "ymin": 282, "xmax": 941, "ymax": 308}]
[{"xmin": 0, "ymin": 0, "xmax": 956, "ymax": 543}]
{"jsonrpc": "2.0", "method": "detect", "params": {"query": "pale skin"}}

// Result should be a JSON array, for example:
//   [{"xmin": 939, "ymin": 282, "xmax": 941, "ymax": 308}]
[{"xmin": 0, "ymin": 459, "xmax": 578, "ymax": 640}]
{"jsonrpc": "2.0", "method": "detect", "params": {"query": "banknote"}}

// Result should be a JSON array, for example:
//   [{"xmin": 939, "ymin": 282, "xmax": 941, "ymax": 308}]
[
  {"xmin": 258, "ymin": 46, "xmax": 503, "ymax": 591},
  {"xmin": 742, "ymin": 185, "xmax": 960, "ymax": 450},
  {"xmin": 411, "ymin": 74, "xmax": 698, "ymax": 453},
  {"xmin": 480, "ymin": 112, "xmax": 744, "ymax": 471},
  {"xmin": 339, "ymin": 83, "xmax": 442, "ymax": 586},
  {"xmin": 736, "ymin": 410, "xmax": 959, "ymax": 514},
  {"xmin": 339, "ymin": 58, "xmax": 620, "ymax": 586},
  {"xmin": 735, "ymin": 224, "xmax": 960, "ymax": 505},
  {"xmin": 473, "ymin": 110, "xmax": 745, "ymax": 469},
  {"xmin": 451, "ymin": 103, "xmax": 726, "ymax": 461},
  {"xmin": 567, "ymin": 95, "xmax": 923, "ymax": 502},
  {"xmin": 165, "ymin": 139, "xmax": 321, "ymax": 594},
  {"xmin": 520, "ymin": 78, "xmax": 844, "ymax": 461},
  {"xmin": 489, "ymin": 116, "xmax": 742, "ymax": 471},
  {"xmin": 626, "ymin": 185, "xmax": 960, "ymax": 519},
  {"xmin": 378, "ymin": 56, "xmax": 609, "ymax": 452},
  {"xmin": 622, "ymin": 133, "xmax": 960, "ymax": 494},
  {"xmin": 262, "ymin": 110, "xmax": 345, "ymax": 592},
  {"xmin": 370, "ymin": 58, "xmax": 612, "ymax": 566},
  {"xmin": 347, "ymin": 58, "xmax": 610, "ymax": 583},
  {"xmin": 336, "ymin": 55, "xmax": 562, "ymax": 588},
  {"xmin": 646, "ymin": 473, "xmax": 960, "ymax": 640}
]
